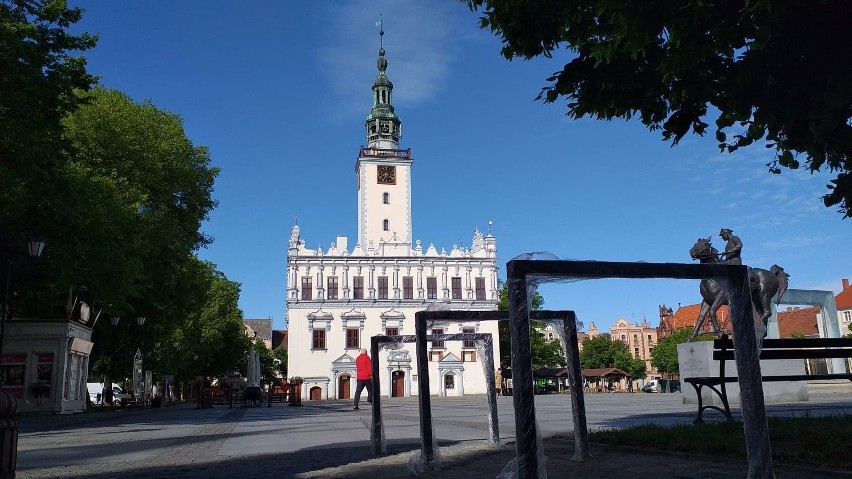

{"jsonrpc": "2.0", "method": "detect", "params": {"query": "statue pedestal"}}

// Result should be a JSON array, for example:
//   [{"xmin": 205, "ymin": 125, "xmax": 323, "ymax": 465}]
[{"xmin": 677, "ymin": 342, "xmax": 808, "ymax": 406}]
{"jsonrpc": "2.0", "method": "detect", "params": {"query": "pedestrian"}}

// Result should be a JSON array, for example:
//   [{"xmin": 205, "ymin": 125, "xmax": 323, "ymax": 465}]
[
  {"xmin": 495, "ymin": 368, "xmax": 503, "ymax": 398},
  {"xmin": 354, "ymin": 348, "xmax": 372, "ymax": 410}
]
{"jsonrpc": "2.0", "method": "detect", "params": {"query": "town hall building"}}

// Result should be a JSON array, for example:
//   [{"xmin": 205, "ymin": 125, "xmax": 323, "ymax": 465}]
[{"xmin": 285, "ymin": 41, "xmax": 500, "ymax": 401}]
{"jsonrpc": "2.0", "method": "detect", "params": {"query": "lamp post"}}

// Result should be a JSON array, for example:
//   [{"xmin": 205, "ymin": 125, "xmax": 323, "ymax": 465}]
[
  {"xmin": 0, "ymin": 236, "xmax": 45, "ymax": 479},
  {"xmin": 134, "ymin": 316, "xmax": 146, "ymax": 400}
]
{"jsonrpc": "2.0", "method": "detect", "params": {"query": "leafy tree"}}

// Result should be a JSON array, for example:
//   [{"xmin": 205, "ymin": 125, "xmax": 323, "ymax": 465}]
[
  {"xmin": 0, "ymin": 0, "xmax": 97, "ymax": 245},
  {"xmin": 55, "ymin": 87, "xmax": 218, "ymax": 312},
  {"xmin": 580, "ymin": 334, "xmax": 646, "ymax": 389},
  {"xmin": 580, "ymin": 335, "xmax": 625, "ymax": 369},
  {"xmin": 530, "ymin": 328, "xmax": 566, "ymax": 369},
  {"xmin": 650, "ymin": 328, "xmax": 713, "ymax": 391},
  {"xmin": 253, "ymin": 339, "xmax": 277, "ymax": 385},
  {"xmin": 465, "ymin": 0, "xmax": 852, "ymax": 217},
  {"xmin": 272, "ymin": 346, "xmax": 288, "ymax": 379},
  {"xmin": 192, "ymin": 262, "xmax": 249, "ymax": 379},
  {"xmin": 496, "ymin": 281, "xmax": 563, "ymax": 369}
]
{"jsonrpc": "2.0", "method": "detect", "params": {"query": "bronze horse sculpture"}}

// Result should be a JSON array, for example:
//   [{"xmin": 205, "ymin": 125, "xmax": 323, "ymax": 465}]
[{"xmin": 688, "ymin": 237, "xmax": 789, "ymax": 341}]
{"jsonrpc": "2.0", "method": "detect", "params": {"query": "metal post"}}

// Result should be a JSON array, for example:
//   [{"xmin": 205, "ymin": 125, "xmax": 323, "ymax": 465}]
[
  {"xmin": 414, "ymin": 316, "xmax": 436, "ymax": 469},
  {"xmin": 369, "ymin": 336, "xmax": 384, "ymax": 455},
  {"xmin": 0, "ymin": 260, "xmax": 18, "ymax": 479},
  {"xmin": 507, "ymin": 270, "xmax": 538, "ymax": 479},
  {"xmin": 727, "ymin": 266, "xmax": 774, "ymax": 479},
  {"xmin": 482, "ymin": 338, "xmax": 499, "ymax": 444},
  {"xmin": 563, "ymin": 312, "xmax": 590, "ymax": 461}
]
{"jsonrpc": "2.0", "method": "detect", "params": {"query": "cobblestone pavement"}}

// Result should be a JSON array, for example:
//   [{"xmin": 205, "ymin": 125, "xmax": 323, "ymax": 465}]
[{"xmin": 15, "ymin": 391, "xmax": 852, "ymax": 479}]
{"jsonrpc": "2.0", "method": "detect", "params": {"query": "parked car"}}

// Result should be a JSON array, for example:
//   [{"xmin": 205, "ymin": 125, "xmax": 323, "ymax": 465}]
[
  {"xmin": 87, "ymin": 382, "xmax": 130, "ymax": 404},
  {"xmin": 641, "ymin": 379, "xmax": 659, "ymax": 393}
]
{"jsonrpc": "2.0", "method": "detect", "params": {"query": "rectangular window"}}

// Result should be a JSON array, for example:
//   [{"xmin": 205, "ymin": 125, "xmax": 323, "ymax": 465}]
[
  {"xmin": 451, "ymin": 277, "xmax": 462, "ymax": 299},
  {"xmin": 634, "ymin": 347, "xmax": 640, "ymax": 358},
  {"xmin": 353, "ymin": 276, "xmax": 364, "ymax": 299},
  {"xmin": 431, "ymin": 328, "xmax": 444, "ymax": 348},
  {"xmin": 844, "ymin": 311, "xmax": 852, "ymax": 322},
  {"xmin": 346, "ymin": 328, "xmax": 359, "ymax": 349},
  {"xmin": 475, "ymin": 277, "xmax": 486, "ymax": 301},
  {"xmin": 327, "ymin": 277, "xmax": 339, "ymax": 300},
  {"xmin": 463, "ymin": 327, "xmax": 476, "ymax": 348},
  {"xmin": 403, "ymin": 276, "xmax": 413, "ymax": 299},
  {"xmin": 462, "ymin": 351, "xmax": 477, "ymax": 362},
  {"xmin": 429, "ymin": 351, "xmax": 443, "ymax": 362},
  {"xmin": 301, "ymin": 277, "xmax": 312, "ymax": 300},
  {"xmin": 385, "ymin": 327, "xmax": 399, "ymax": 336},
  {"xmin": 647, "ymin": 334, "xmax": 653, "ymax": 345},
  {"xmin": 312, "ymin": 329, "xmax": 326, "ymax": 350},
  {"xmin": 426, "ymin": 277, "xmax": 437, "ymax": 299},
  {"xmin": 378, "ymin": 276, "xmax": 388, "ymax": 299}
]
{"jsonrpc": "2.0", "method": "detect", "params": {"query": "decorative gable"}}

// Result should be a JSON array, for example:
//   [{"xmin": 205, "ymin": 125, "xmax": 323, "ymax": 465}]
[
  {"xmin": 439, "ymin": 352, "xmax": 461, "ymax": 363},
  {"xmin": 332, "ymin": 353, "xmax": 356, "ymax": 366}
]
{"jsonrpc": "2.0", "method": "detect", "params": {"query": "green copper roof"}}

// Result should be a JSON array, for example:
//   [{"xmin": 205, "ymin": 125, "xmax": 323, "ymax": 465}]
[{"xmin": 365, "ymin": 45, "xmax": 401, "ymax": 145}]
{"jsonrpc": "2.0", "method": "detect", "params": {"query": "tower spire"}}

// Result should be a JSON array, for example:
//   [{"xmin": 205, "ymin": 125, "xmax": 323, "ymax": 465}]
[
  {"xmin": 365, "ymin": 18, "xmax": 401, "ymax": 148},
  {"xmin": 378, "ymin": 14, "xmax": 384, "ymax": 49}
]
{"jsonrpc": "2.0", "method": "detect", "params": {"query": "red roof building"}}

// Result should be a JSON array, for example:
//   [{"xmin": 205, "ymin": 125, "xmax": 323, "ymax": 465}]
[
  {"xmin": 657, "ymin": 303, "xmax": 730, "ymax": 339},
  {"xmin": 776, "ymin": 306, "xmax": 820, "ymax": 338},
  {"xmin": 837, "ymin": 279, "xmax": 852, "ymax": 335}
]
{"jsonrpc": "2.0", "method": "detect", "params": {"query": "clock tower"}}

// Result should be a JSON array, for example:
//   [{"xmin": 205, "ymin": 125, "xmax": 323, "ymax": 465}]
[{"xmin": 356, "ymin": 36, "xmax": 413, "ymax": 248}]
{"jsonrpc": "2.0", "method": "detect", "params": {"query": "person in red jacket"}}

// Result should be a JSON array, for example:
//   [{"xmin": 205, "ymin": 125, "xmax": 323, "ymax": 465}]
[{"xmin": 354, "ymin": 348, "xmax": 372, "ymax": 410}]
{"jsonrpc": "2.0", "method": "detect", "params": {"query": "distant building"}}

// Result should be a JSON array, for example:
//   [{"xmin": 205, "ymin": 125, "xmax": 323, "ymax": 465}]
[
  {"xmin": 285, "ymin": 42, "xmax": 500, "ymax": 401},
  {"xmin": 609, "ymin": 317, "xmax": 659, "ymax": 378},
  {"xmin": 565, "ymin": 318, "xmax": 659, "ymax": 379},
  {"xmin": 243, "ymin": 319, "xmax": 272, "ymax": 350},
  {"xmin": 272, "ymin": 330, "xmax": 288, "ymax": 350},
  {"xmin": 657, "ymin": 303, "xmax": 731, "ymax": 339},
  {"xmin": 776, "ymin": 306, "xmax": 820, "ymax": 338},
  {"xmin": 837, "ymin": 278, "xmax": 852, "ymax": 335}
]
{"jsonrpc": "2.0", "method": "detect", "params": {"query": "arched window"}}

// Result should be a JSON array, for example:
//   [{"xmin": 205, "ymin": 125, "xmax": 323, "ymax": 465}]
[
  {"xmin": 383, "ymin": 219, "xmax": 389, "ymax": 231},
  {"xmin": 383, "ymin": 192, "xmax": 389, "ymax": 204}
]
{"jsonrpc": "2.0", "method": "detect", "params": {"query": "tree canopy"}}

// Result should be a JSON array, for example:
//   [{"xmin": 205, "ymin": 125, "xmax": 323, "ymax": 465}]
[
  {"xmin": 580, "ymin": 334, "xmax": 647, "ymax": 380},
  {"xmin": 1, "ymin": 0, "xmax": 97, "ymax": 252},
  {"xmin": 2, "ymin": 2, "xmax": 250, "ymax": 389},
  {"xmin": 650, "ymin": 327, "xmax": 713, "ymax": 378},
  {"xmin": 465, "ymin": 0, "xmax": 852, "ymax": 217},
  {"xmin": 497, "ymin": 281, "xmax": 564, "ymax": 369}
]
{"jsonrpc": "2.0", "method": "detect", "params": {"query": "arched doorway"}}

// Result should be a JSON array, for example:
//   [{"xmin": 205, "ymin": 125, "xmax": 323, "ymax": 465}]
[
  {"xmin": 309, "ymin": 386, "xmax": 322, "ymax": 400},
  {"xmin": 338, "ymin": 374, "xmax": 351, "ymax": 399},
  {"xmin": 391, "ymin": 370, "xmax": 405, "ymax": 397},
  {"xmin": 444, "ymin": 373, "xmax": 459, "ymax": 396}
]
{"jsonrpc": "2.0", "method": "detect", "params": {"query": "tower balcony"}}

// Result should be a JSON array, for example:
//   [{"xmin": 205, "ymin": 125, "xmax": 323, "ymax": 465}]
[{"xmin": 360, "ymin": 147, "xmax": 411, "ymax": 159}]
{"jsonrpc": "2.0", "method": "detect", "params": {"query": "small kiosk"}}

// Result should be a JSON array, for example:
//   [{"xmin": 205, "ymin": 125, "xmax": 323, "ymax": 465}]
[{"xmin": 1, "ymin": 319, "xmax": 94, "ymax": 414}]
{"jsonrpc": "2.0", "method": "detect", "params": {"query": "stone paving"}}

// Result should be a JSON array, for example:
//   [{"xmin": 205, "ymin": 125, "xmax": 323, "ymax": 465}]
[{"xmin": 15, "ymin": 391, "xmax": 852, "ymax": 478}]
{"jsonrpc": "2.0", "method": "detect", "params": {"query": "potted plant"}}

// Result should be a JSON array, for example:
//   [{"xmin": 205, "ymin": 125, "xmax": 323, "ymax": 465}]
[{"xmin": 288, "ymin": 376, "xmax": 303, "ymax": 406}]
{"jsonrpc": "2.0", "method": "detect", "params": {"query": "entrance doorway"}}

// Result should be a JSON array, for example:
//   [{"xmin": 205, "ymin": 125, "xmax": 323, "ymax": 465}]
[
  {"xmin": 338, "ymin": 374, "xmax": 351, "ymax": 399},
  {"xmin": 309, "ymin": 386, "xmax": 322, "ymax": 400},
  {"xmin": 392, "ymin": 370, "xmax": 405, "ymax": 397}
]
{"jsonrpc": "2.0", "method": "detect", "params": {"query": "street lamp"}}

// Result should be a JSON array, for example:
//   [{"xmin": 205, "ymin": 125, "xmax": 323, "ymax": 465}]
[
  {"xmin": 0, "ymin": 236, "xmax": 45, "ymax": 479},
  {"xmin": 1, "ymin": 237, "xmax": 47, "ymax": 377}
]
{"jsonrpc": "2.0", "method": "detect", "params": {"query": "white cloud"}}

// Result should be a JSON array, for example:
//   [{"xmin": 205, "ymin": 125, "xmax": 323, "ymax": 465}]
[
  {"xmin": 315, "ymin": 1, "xmax": 469, "ymax": 122},
  {"xmin": 761, "ymin": 234, "xmax": 834, "ymax": 250}
]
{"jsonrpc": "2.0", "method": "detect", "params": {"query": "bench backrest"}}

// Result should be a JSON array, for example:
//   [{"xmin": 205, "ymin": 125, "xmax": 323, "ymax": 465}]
[{"xmin": 712, "ymin": 336, "xmax": 852, "ymax": 361}]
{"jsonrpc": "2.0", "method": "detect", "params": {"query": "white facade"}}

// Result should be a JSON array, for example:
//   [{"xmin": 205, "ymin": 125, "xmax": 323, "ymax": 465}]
[{"xmin": 286, "ymin": 44, "xmax": 500, "ymax": 401}]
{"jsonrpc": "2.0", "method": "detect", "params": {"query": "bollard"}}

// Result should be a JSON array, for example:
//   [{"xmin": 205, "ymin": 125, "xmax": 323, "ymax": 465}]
[{"xmin": 0, "ymin": 389, "xmax": 17, "ymax": 478}]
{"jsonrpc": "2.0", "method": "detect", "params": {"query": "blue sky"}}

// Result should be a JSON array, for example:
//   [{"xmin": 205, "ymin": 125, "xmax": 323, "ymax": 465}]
[{"xmin": 72, "ymin": 1, "xmax": 850, "ymax": 333}]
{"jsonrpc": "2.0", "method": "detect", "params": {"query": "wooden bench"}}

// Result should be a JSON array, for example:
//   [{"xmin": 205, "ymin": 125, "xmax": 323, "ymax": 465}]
[{"xmin": 683, "ymin": 334, "xmax": 852, "ymax": 423}]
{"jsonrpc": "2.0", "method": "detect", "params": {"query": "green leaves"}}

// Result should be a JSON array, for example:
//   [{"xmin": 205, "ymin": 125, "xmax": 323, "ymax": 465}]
[
  {"xmin": 466, "ymin": 0, "xmax": 852, "ymax": 217},
  {"xmin": 650, "ymin": 327, "xmax": 712, "ymax": 377}
]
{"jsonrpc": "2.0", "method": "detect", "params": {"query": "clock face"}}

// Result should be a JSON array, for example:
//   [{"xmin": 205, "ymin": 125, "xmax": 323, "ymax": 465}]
[{"xmin": 377, "ymin": 165, "xmax": 396, "ymax": 184}]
